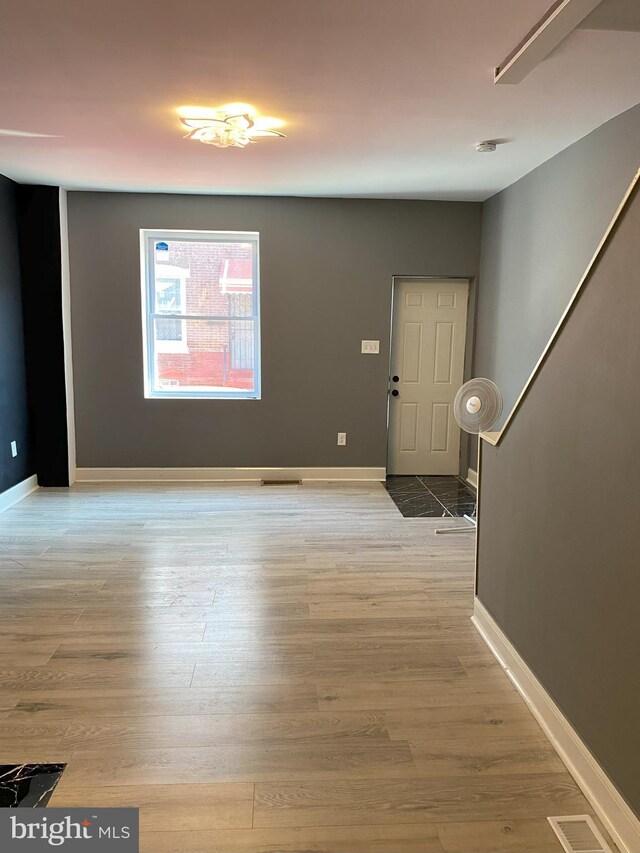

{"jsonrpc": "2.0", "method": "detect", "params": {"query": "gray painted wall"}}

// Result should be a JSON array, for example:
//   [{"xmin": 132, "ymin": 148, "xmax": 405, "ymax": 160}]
[
  {"xmin": 470, "ymin": 102, "xmax": 640, "ymax": 468},
  {"xmin": 477, "ymin": 182, "xmax": 640, "ymax": 816},
  {"xmin": 68, "ymin": 193, "xmax": 481, "ymax": 469}
]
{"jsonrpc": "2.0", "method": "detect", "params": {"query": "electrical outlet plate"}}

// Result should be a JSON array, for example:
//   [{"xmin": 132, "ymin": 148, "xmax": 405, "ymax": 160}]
[
  {"xmin": 361, "ymin": 340, "xmax": 380, "ymax": 354},
  {"xmin": 337, "ymin": 433, "xmax": 347, "ymax": 446}
]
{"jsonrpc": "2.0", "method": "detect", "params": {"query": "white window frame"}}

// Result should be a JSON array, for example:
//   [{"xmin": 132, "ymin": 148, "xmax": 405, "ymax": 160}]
[{"xmin": 140, "ymin": 229, "xmax": 261, "ymax": 400}]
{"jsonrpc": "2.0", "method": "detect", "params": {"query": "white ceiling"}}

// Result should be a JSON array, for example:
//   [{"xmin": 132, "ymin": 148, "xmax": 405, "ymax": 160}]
[{"xmin": 0, "ymin": 0, "xmax": 639, "ymax": 200}]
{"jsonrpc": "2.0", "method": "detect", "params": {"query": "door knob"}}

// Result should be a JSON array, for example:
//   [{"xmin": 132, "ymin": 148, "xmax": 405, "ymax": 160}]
[
  {"xmin": 392, "ymin": 375, "xmax": 400, "ymax": 382},
  {"xmin": 391, "ymin": 389, "xmax": 399, "ymax": 397}
]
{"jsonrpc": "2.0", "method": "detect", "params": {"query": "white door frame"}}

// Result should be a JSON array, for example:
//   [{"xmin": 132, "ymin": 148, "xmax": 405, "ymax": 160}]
[{"xmin": 386, "ymin": 275, "xmax": 474, "ymax": 477}]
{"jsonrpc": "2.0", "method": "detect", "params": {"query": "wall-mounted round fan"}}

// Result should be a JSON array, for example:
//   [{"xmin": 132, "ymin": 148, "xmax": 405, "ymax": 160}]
[{"xmin": 436, "ymin": 378, "xmax": 503, "ymax": 535}]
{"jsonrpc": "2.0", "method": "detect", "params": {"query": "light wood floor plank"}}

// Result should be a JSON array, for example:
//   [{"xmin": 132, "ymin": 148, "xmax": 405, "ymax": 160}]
[
  {"xmin": 137, "ymin": 824, "xmax": 445, "ymax": 853},
  {"xmin": 7, "ymin": 684, "xmax": 320, "ymax": 720},
  {"xmin": 384, "ymin": 702, "xmax": 543, "ymax": 740},
  {"xmin": 50, "ymin": 783, "xmax": 254, "ymax": 831},
  {"xmin": 59, "ymin": 740, "xmax": 418, "ymax": 785},
  {"xmin": 0, "ymin": 664, "xmax": 195, "ymax": 691},
  {"xmin": 408, "ymin": 735, "xmax": 566, "ymax": 778},
  {"xmin": 316, "ymin": 675, "xmax": 525, "ymax": 711},
  {"xmin": 253, "ymin": 774, "xmax": 591, "ymax": 827},
  {"xmin": 435, "ymin": 818, "xmax": 564, "ymax": 852},
  {"xmin": 60, "ymin": 711, "xmax": 391, "ymax": 750}
]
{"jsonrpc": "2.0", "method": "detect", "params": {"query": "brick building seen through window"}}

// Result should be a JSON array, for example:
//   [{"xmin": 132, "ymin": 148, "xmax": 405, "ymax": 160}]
[{"xmin": 142, "ymin": 232, "xmax": 260, "ymax": 399}]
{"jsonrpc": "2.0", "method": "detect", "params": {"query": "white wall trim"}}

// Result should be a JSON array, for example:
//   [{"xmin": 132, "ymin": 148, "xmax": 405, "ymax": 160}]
[
  {"xmin": 59, "ymin": 188, "xmax": 77, "ymax": 485},
  {"xmin": 494, "ymin": 0, "xmax": 604, "ymax": 84},
  {"xmin": 472, "ymin": 597, "xmax": 640, "ymax": 853},
  {"xmin": 0, "ymin": 475, "xmax": 39, "ymax": 514},
  {"xmin": 76, "ymin": 467, "xmax": 386, "ymax": 483},
  {"xmin": 466, "ymin": 467, "xmax": 478, "ymax": 489}
]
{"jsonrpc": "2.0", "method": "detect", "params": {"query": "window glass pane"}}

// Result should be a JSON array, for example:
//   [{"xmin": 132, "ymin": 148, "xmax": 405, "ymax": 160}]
[
  {"xmin": 153, "ymin": 318, "xmax": 256, "ymax": 394},
  {"xmin": 156, "ymin": 318, "xmax": 183, "ymax": 342},
  {"xmin": 154, "ymin": 240, "xmax": 254, "ymax": 317},
  {"xmin": 156, "ymin": 280, "xmax": 182, "ymax": 312}
]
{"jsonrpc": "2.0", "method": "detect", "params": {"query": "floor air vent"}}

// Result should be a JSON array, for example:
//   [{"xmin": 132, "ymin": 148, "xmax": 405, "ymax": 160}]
[{"xmin": 548, "ymin": 816, "xmax": 612, "ymax": 853}]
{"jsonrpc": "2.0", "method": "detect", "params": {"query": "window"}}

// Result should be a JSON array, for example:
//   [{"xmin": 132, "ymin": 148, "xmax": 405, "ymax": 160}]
[{"xmin": 140, "ymin": 230, "xmax": 260, "ymax": 399}]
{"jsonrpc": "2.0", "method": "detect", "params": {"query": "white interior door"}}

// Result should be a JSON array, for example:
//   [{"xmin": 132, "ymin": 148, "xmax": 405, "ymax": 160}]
[{"xmin": 388, "ymin": 278, "xmax": 469, "ymax": 475}]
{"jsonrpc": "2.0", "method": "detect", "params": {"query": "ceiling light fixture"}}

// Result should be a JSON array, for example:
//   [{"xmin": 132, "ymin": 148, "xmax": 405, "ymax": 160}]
[{"xmin": 178, "ymin": 103, "xmax": 286, "ymax": 148}]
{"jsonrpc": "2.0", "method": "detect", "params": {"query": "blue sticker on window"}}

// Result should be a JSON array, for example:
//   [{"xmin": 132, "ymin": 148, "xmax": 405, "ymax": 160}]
[{"xmin": 155, "ymin": 241, "xmax": 169, "ymax": 251}]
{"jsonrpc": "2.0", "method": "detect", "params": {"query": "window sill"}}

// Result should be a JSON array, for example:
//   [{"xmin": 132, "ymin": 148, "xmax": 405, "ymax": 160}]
[{"xmin": 145, "ymin": 393, "xmax": 261, "ymax": 401}]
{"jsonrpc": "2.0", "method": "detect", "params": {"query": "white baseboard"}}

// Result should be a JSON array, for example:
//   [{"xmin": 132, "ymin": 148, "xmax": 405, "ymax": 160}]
[
  {"xmin": 0, "ymin": 475, "xmax": 39, "ymax": 514},
  {"xmin": 466, "ymin": 467, "xmax": 478, "ymax": 489},
  {"xmin": 76, "ymin": 467, "xmax": 386, "ymax": 483},
  {"xmin": 472, "ymin": 597, "xmax": 640, "ymax": 853}
]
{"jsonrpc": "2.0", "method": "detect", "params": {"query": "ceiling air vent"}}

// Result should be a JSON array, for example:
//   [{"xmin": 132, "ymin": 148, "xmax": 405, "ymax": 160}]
[{"xmin": 547, "ymin": 815, "xmax": 612, "ymax": 853}]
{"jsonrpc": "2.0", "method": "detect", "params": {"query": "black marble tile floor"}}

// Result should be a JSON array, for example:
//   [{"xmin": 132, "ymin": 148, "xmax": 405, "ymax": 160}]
[
  {"xmin": 0, "ymin": 764, "xmax": 66, "ymax": 807},
  {"xmin": 384, "ymin": 475, "xmax": 477, "ymax": 518}
]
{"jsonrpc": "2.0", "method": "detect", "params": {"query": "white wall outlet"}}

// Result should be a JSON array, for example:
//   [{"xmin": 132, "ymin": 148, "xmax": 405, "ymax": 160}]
[
  {"xmin": 337, "ymin": 432, "xmax": 347, "ymax": 446},
  {"xmin": 361, "ymin": 340, "xmax": 380, "ymax": 354},
  {"xmin": 10, "ymin": 441, "xmax": 18, "ymax": 458}
]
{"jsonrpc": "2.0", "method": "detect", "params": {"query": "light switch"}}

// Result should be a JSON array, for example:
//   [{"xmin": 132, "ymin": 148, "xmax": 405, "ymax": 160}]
[{"xmin": 361, "ymin": 340, "xmax": 380, "ymax": 354}]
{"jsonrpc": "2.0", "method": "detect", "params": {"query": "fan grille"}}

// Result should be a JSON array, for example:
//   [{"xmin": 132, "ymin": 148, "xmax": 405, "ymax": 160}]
[{"xmin": 453, "ymin": 378, "xmax": 503, "ymax": 434}]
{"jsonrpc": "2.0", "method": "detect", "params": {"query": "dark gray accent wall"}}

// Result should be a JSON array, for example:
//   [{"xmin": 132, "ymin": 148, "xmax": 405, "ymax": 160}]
[
  {"xmin": 477, "ymin": 181, "xmax": 640, "ymax": 816},
  {"xmin": 68, "ymin": 193, "xmax": 481, "ymax": 469},
  {"xmin": 474, "ymin": 102, "xmax": 640, "ymax": 433},
  {"xmin": 0, "ymin": 175, "xmax": 34, "ymax": 493},
  {"xmin": 17, "ymin": 185, "xmax": 70, "ymax": 487}
]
